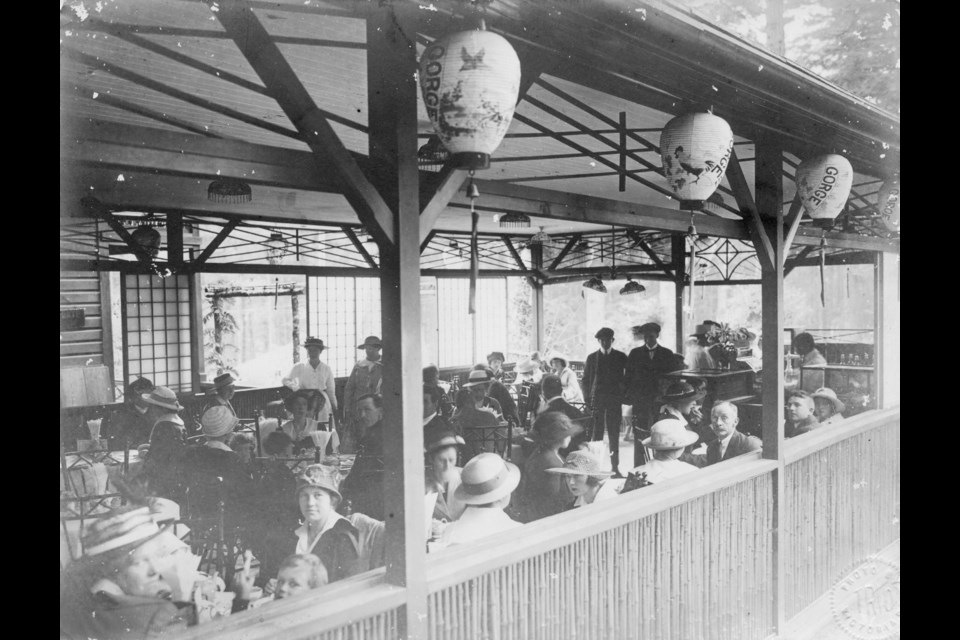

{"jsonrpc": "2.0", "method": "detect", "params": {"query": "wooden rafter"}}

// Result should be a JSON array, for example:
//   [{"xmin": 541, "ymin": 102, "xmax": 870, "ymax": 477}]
[
  {"xmin": 67, "ymin": 83, "xmax": 221, "ymax": 138},
  {"xmin": 62, "ymin": 49, "xmax": 301, "ymax": 141},
  {"xmin": 419, "ymin": 166, "xmax": 469, "ymax": 244},
  {"xmin": 781, "ymin": 196, "xmax": 804, "ymax": 265},
  {"xmin": 214, "ymin": 0, "xmax": 396, "ymax": 246}
]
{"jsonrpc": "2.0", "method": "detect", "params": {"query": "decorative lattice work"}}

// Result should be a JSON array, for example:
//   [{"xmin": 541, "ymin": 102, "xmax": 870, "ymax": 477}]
[
  {"xmin": 307, "ymin": 277, "xmax": 382, "ymax": 377},
  {"xmin": 122, "ymin": 273, "xmax": 192, "ymax": 390}
]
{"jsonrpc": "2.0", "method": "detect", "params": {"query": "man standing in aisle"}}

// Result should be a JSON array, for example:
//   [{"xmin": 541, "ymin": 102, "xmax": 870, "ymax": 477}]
[
  {"xmin": 283, "ymin": 337, "xmax": 338, "ymax": 426},
  {"xmin": 343, "ymin": 336, "xmax": 384, "ymax": 449},
  {"xmin": 625, "ymin": 322, "xmax": 682, "ymax": 467},
  {"xmin": 581, "ymin": 327, "xmax": 628, "ymax": 477}
]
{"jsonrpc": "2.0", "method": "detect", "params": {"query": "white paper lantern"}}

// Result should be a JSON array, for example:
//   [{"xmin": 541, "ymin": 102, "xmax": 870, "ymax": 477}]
[
  {"xmin": 795, "ymin": 154, "xmax": 853, "ymax": 220},
  {"xmin": 660, "ymin": 113, "xmax": 734, "ymax": 207},
  {"xmin": 419, "ymin": 29, "xmax": 521, "ymax": 170},
  {"xmin": 877, "ymin": 175, "xmax": 900, "ymax": 232}
]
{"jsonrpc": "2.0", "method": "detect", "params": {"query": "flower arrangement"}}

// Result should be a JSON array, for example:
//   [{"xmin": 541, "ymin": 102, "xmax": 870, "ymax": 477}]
[{"xmin": 706, "ymin": 323, "xmax": 756, "ymax": 369}]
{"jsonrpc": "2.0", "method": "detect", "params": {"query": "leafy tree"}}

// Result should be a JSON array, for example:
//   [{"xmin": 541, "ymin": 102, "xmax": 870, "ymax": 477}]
[{"xmin": 203, "ymin": 292, "xmax": 240, "ymax": 377}]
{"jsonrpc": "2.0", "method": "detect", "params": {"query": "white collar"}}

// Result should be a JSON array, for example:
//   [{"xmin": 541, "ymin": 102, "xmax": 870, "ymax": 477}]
[
  {"xmin": 204, "ymin": 440, "xmax": 233, "ymax": 452},
  {"xmin": 423, "ymin": 412, "xmax": 438, "ymax": 427},
  {"xmin": 546, "ymin": 395, "xmax": 564, "ymax": 405},
  {"xmin": 718, "ymin": 431, "xmax": 735, "ymax": 452}
]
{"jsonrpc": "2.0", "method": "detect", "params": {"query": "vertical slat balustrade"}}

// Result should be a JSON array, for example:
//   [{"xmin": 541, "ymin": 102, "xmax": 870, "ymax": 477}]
[{"xmin": 783, "ymin": 410, "xmax": 901, "ymax": 619}]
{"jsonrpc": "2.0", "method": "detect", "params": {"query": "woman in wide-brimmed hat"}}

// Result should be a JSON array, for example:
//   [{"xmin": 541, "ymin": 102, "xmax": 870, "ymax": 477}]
[
  {"xmin": 203, "ymin": 372, "xmax": 238, "ymax": 416},
  {"xmin": 630, "ymin": 419, "xmax": 701, "ymax": 483},
  {"xmin": 424, "ymin": 430, "xmax": 468, "ymax": 522},
  {"xmin": 546, "ymin": 448, "xmax": 620, "ymax": 507},
  {"xmin": 812, "ymin": 387, "xmax": 846, "ymax": 426},
  {"xmin": 59, "ymin": 505, "xmax": 194, "ymax": 639},
  {"xmin": 440, "ymin": 453, "xmax": 522, "ymax": 546},
  {"xmin": 515, "ymin": 412, "xmax": 581, "ymax": 522},
  {"xmin": 548, "ymin": 352, "xmax": 584, "ymax": 404}
]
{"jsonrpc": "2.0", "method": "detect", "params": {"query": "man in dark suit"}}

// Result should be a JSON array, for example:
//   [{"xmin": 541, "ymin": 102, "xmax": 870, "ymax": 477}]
[
  {"xmin": 626, "ymin": 322, "xmax": 683, "ymax": 467},
  {"xmin": 581, "ymin": 327, "xmax": 628, "ymax": 476},
  {"xmin": 705, "ymin": 401, "xmax": 761, "ymax": 465}
]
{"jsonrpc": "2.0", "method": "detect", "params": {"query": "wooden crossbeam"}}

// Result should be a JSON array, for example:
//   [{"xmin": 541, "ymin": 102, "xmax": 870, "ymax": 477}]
[
  {"xmin": 214, "ymin": 0, "xmax": 396, "ymax": 246},
  {"xmin": 193, "ymin": 219, "xmax": 240, "ymax": 267},
  {"xmin": 549, "ymin": 235, "xmax": 582, "ymax": 271},
  {"xmin": 781, "ymin": 196, "xmax": 804, "ymax": 265},
  {"xmin": 634, "ymin": 238, "xmax": 675, "ymax": 279},
  {"xmin": 81, "ymin": 197, "xmax": 154, "ymax": 264},
  {"xmin": 342, "ymin": 226, "xmax": 379, "ymax": 269},
  {"xmin": 419, "ymin": 167, "xmax": 469, "ymax": 244},
  {"xmin": 726, "ymin": 148, "xmax": 775, "ymax": 270}
]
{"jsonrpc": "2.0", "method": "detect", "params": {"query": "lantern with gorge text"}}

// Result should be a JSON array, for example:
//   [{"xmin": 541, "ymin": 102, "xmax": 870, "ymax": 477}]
[
  {"xmin": 877, "ymin": 175, "xmax": 900, "ymax": 232},
  {"xmin": 419, "ymin": 29, "xmax": 521, "ymax": 170},
  {"xmin": 659, "ymin": 112, "xmax": 734, "ymax": 209},
  {"xmin": 795, "ymin": 154, "xmax": 853, "ymax": 220}
]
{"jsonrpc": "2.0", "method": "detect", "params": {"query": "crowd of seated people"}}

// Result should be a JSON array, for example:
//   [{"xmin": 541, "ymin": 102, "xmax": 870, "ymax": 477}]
[{"xmin": 61, "ymin": 324, "xmax": 862, "ymax": 637}]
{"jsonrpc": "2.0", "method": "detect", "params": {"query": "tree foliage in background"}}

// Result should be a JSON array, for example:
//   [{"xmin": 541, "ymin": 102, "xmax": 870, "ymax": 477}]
[
  {"xmin": 203, "ymin": 293, "xmax": 239, "ymax": 377},
  {"xmin": 679, "ymin": 0, "xmax": 900, "ymax": 113}
]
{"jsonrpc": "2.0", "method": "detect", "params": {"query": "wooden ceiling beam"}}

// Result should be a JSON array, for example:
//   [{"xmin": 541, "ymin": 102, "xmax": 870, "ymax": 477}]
[{"xmin": 215, "ymin": 0, "xmax": 396, "ymax": 246}]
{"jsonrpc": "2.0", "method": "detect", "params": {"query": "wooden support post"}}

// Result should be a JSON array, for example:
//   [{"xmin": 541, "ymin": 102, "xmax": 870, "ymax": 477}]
[
  {"xmin": 366, "ymin": 7, "xmax": 426, "ymax": 639},
  {"xmin": 876, "ymin": 252, "xmax": 900, "ymax": 408},
  {"xmin": 167, "ymin": 212, "xmax": 184, "ymax": 268},
  {"xmin": 99, "ymin": 272, "xmax": 115, "ymax": 388},
  {"xmin": 756, "ymin": 136, "xmax": 786, "ymax": 634},
  {"xmin": 188, "ymin": 272, "xmax": 205, "ymax": 392},
  {"xmin": 672, "ymin": 234, "xmax": 686, "ymax": 353},
  {"xmin": 531, "ymin": 244, "xmax": 545, "ymax": 353}
]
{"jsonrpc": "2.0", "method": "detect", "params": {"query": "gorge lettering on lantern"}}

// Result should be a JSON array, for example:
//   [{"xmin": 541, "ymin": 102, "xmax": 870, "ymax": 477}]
[
  {"xmin": 881, "ymin": 187, "xmax": 899, "ymax": 218},
  {"xmin": 807, "ymin": 166, "xmax": 842, "ymax": 206},
  {"xmin": 421, "ymin": 44, "xmax": 446, "ymax": 123}
]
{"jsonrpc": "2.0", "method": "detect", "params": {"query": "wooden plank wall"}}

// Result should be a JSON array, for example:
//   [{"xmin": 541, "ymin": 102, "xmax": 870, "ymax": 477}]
[
  {"xmin": 305, "ymin": 609, "xmax": 401, "ymax": 640},
  {"xmin": 783, "ymin": 417, "xmax": 901, "ymax": 618},
  {"xmin": 60, "ymin": 271, "xmax": 108, "ymax": 369},
  {"xmin": 426, "ymin": 474, "xmax": 775, "ymax": 640}
]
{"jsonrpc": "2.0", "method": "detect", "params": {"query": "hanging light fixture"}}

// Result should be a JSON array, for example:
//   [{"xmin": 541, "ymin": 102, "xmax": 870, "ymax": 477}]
[
  {"xmin": 207, "ymin": 178, "xmax": 252, "ymax": 204},
  {"xmin": 528, "ymin": 226, "xmax": 551, "ymax": 245},
  {"xmin": 266, "ymin": 230, "xmax": 285, "ymax": 265},
  {"xmin": 583, "ymin": 276, "xmax": 607, "ymax": 293},
  {"xmin": 620, "ymin": 277, "xmax": 646, "ymax": 296},
  {"xmin": 418, "ymin": 17, "xmax": 521, "ymax": 170},
  {"xmin": 795, "ymin": 154, "xmax": 853, "ymax": 220},
  {"xmin": 660, "ymin": 111, "xmax": 733, "ymax": 210},
  {"xmin": 499, "ymin": 212, "xmax": 531, "ymax": 229}
]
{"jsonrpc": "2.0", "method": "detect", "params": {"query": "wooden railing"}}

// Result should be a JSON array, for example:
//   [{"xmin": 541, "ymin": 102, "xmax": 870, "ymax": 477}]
[
  {"xmin": 783, "ymin": 407, "xmax": 901, "ymax": 618},
  {"xmin": 177, "ymin": 408, "xmax": 900, "ymax": 640}
]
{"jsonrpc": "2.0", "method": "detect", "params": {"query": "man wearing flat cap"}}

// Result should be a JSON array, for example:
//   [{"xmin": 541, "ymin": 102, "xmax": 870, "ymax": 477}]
[
  {"xmin": 625, "ymin": 322, "xmax": 682, "ymax": 466},
  {"xmin": 343, "ymin": 336, "xmax": 383, "ymax": 449},
  {"xmin": 581, "ymin": 327, "xmax": 628, "ymax": 475},
  {"xmin": 283, "ymin": 337, "xmax": 338, "ymax": 426}
]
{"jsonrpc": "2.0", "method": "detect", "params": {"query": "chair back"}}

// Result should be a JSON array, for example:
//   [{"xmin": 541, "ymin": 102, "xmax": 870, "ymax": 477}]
[{"xmin": 461, "ymin": 423, "xmax": 512, "ymax": 462}]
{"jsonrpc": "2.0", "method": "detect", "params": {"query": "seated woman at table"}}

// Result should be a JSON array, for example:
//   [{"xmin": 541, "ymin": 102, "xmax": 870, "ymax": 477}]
[
  {"xmin": 279, "ymin": 390, "xmax": 339, "ymax": 456},
  {"xmin": 228, "ymin": 432, "xmax": 256, "ymax": 465},
  {"xmin": 549, "ymin": 353, "xmax": 584, "ymax": 404},
  {"xmin": 515, "ymin": 412, "xmax": 579, "ymax": 522},
  {"xmin": 425, "ymin": 430, "xmax": 467, "ymax": 523},
  {"xmin": 547, "ymin": 449, "xmax": 620, "ymax": 508},
  {"xmin": 137, "ymin": 414, "xmax": 188, "ymax": 502},
  {"xmin": 293, "ymin": 464, "xmax": 385, "ymax": 582},
  {"xmin": 452, "ymin": 387, "xmax": 505, "ymax": 460},
  {"xmin": 60, "ymin": 505, "xmax": 196, "ymax": 639}
]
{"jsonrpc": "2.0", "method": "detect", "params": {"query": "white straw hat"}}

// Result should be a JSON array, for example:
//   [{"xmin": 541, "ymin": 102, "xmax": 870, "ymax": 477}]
[
  {"xmin": 200, "ymin": 405, "xmax": 238, "ymax": 438},
  {"xmin": 642, "ymin": 419, "xmax": 700, "ymax": 450},
  {"xmin": 454, "ymin": 453, "xmax": 521, "ymax": 505}
]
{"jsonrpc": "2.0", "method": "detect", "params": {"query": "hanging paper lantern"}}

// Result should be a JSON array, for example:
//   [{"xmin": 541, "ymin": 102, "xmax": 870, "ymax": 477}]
[
  {"xmin": 876, "ymin": 175, "xmax": 900, "ymax": 232},
  {"xmin": 660, "ymin": 112, "xmax": 734, "ymax": 208},
  {"xmin": 419, "ymin": 29, "xmax": 521, "ymax": 170},
  {"xmin": 795, "ymin": 154, "xmax": 853, "ymax": 220}
]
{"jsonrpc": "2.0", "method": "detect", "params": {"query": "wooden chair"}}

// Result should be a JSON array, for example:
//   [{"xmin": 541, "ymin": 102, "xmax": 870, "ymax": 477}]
[
  {"xmin": 182, "ymin": 476, "xmax": 245, "ymax": 584},
  {"xmin": 462, "ymin": 423, "xmax": 512, "ymax": 462}
]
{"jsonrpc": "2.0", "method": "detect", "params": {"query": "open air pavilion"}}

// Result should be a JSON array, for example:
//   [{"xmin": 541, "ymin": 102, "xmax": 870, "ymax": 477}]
[{"xmin": 60, "ymin": 1, "xmax": 900, "ymax": 638}]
